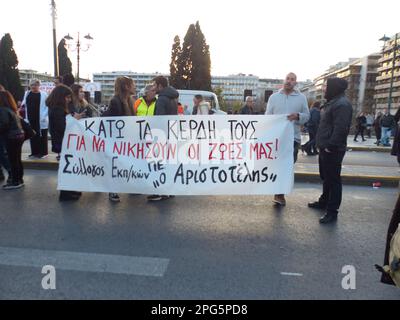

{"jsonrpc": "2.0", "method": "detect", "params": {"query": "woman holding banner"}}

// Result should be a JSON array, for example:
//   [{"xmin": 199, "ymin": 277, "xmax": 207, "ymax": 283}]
[
  {"xmin": 102, "ymin": 76, "xmax": 137, "ymax": 203},
  {"xmin": 46, "ymin": 85, "xmax": 85, "ymax": 201}
]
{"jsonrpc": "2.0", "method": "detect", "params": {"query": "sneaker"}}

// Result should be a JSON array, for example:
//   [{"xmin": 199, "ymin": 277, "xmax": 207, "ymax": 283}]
[
  {"xmin": 3, "ymin": 182, "xmax": 24, "ymax": 190},
  {"xmin": 147, "ymin": 195, "xmax": 163, "ymax": 201},
  {"xmin": 109, "ymin": 193, "xmax": 120, "ymax": 202},
  {"xmin": 38, "ymin": 154, "xmax": 48, "ymax": 159},
  {"xmin": 273, "ymin": 195, "xmax": 286, "ymax": 206}
]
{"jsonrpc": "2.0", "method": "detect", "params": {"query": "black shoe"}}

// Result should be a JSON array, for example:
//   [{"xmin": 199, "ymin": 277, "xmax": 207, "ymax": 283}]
[
  {"xmin": 319, "ymin": 213, "xmax": 338, "ymax": 224},
  {"xmin": 2, "ymin": 182, "xmax": 24, "ymax": 190},
  {"xmin": 308, "ymin": 201, "xmax": 327, "ymax": 209},
  {"xmin": 109, "ymin": 193, "xmax": 120, "ymax": 202},
  {"xmin": 59, "ymin": 193, "xmax": 80, "ymax": 202},
  {"xmin": 353, "ymin": 139, "xmax": 358, "ymax": 142}
]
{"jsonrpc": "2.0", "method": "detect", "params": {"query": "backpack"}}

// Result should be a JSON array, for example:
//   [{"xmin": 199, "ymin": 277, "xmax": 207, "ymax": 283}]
[{"xmin": 377, "ymin": 224, "xmax": 400, "ymax": 287}]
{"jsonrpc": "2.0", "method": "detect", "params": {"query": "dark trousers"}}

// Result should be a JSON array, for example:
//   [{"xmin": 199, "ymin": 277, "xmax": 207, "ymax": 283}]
[
  {"xmin": 375, "ymin": 127, "xmax": 382, "ymax": 141},
  {"xmin": 30, "ymin": 129, "xmax": 48, "ymax": 156},
  {"xmin": 0, "ymin": 136, "xmax": 10, "ymax": 173},
  {"xmin": 354, "ymin": 127, "xmax": 365, "ymax": 141},
  {"xmin": 318, "ymin": 149, "xmax": 346, "ymax": 215},
  {"xmin": 303, "ymin": 129, "xmax": 317, "ymax": 154},
  {"xmin": 6, "ymin": 137, "xmax": 24, "ymax": 184}
]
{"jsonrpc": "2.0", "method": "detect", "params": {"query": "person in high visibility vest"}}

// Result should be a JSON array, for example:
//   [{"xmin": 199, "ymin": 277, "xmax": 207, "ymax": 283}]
[{"xmin": 134, "ymin": 84, "xmax": 157, "ymax": 116}]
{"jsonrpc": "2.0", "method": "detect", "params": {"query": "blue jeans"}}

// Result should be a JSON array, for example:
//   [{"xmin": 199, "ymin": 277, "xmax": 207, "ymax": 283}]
[
  {"xmin": 381, "ymin": 127, "xmax": 392, "ymax": 146},
  {"xmin": 0, "ymin": 135, "xmax": 10, "ymax": 172}
]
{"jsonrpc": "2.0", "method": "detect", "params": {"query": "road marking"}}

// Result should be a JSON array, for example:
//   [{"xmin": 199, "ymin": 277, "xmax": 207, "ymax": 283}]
[
  {"xmin": 0, "ymin": 247, "xmax": 169, "ymax": 277},
  {"xmin": 280, "ymin": 272, "xmax": 303, "ymax": 277}
]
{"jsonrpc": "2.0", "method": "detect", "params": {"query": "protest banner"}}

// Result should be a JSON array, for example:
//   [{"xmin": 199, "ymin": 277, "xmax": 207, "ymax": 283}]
[{"xmin": 57, "ymin": 115, "xmax": 294, "ymax": 195}]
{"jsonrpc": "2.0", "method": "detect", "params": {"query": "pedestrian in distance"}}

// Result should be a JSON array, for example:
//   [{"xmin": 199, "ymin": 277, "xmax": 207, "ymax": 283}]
[
  {"xmin": 302, "ymin": 101, "xmax": 321, "ymax": 156},
  {"xmin": 309, "ymin": 78, "xmax": 353, "ymax": 224},
  {"xmin": 102, "ymin": 76, "xmax": 137, "ymax": 203},
  {"xmin": 374, "ymin": 112, "xmax": 383, "ymax": 146},
  {"xmin": 365, "ymin": 112, "xmax": 374, "ymax": 139},
  {"xmin": 265, "ymin": 72, "xmax": 310, "ymax": 207},
  {"xmin": 354, "ymin": 112, "xmax": 367, "ymax": 142},
  {"xmin": 240, "ymin": 96, "xmax": 255, "ymax": 115},
  {"xmin": 21, "ymin": 79, "xmax": 49, "ymax": 159},
  {"xmin": 380, "ymin": 108, "xmax": 396, "ymax": 147},
  {"xmin": 0, "ymin": 91, "xmax": 26, "ymax": 190},
  {"xmin": 192, "ymin": 95, "xmax": 211, "ymax": 115}
]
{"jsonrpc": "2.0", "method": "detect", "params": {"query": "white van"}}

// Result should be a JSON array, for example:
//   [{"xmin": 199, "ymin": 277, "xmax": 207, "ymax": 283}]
[{"xmin": 177, "ymin": 90, "xmax": 226, "ymax": 115}]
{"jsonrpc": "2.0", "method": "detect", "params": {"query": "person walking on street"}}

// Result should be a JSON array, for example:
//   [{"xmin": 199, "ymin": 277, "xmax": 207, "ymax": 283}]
[
  {"xmin": 302, "ymin": 101, "xmax": 321, "ymax": 156},
  {"xmin": 103, "ymin": 76, "xmax": 136, "ymax": 203},
  {"xmin": 0, "ymin": 91, "xmax": 26, "ymax": 190},
  {"xmin": 374, "ymin": 112, "xmax": 383, "ymax": 145},
  {"xmin": 354, "ymin": 112, "xmax": 367, "ymax": 142},
  {"xmin": 240, "ymin": 96, "xmax": 255, "ymax": 115},
  {"xmin": 309, "ymin": 78, "xmax": 353, "ymax": 224},
  {"xmin": 366, "ymin": 112, "xmax": 374, "ymax": 138},
  {"xmin": 380, "ymin": 108, "xmax": 396, "ymax": 147},
  {"xmin": 21, "ymin": 79, "xmax": 49, "ymax": 159},
  {"xmin": 265, "ymin": 72, "xmax": 310, "ymax": 206}
]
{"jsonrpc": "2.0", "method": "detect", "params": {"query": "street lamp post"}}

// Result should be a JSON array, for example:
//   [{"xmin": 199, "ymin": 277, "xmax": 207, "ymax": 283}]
[
  {"xmin": 64, "ymin": 32, "xmax": 93, "ymax": 84},
  {"xmin": 50, "ymin": 0, "xmax": 59, "ymax": 77}
]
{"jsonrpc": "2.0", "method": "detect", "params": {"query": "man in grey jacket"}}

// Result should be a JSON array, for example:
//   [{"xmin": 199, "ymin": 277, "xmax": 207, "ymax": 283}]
[
  {"xmin": 310, "ymin": 77, "xmax": 353, "ymax": 224},
  {"xmin": 153, "ymin": 76, "xmax": 179, "ymax": 115},
  {"xmin": 266, "ymin": 72, "xmax": 310, "ymax": 206}
]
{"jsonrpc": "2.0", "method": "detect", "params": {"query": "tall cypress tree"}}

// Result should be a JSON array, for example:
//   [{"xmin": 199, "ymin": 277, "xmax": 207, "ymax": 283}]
[
  {"xmin": 176, "ymin": 22, "xmax": 211, "ymax": 90},
  {"xmin": 179, "ymin": 24, "xmax": 196, "ymax": 89},
  {"xmin": 58, "ymin": 38, "xmax": 74, "ymax": 81},
  {"xmin": 0, "ymin": 33, "xmax": 24, "ymax": 100},
  {"xmin": 169, "ymin": 36, "xmax": 183, "ymax": 89},
  {"xmin": 191, "ymin": 21, "xmax": 211, "ymax": 91}
]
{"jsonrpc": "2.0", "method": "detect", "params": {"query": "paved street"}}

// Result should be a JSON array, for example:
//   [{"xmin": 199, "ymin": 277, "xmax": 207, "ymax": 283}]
[{"xmin": 0, "ymin": 170, "xmax": 399, "ymax": 299}]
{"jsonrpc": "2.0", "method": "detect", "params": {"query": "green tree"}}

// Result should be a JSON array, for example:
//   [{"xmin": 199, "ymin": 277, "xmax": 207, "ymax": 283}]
[
  {"xmin": 177, "ymin": 21, "xmax": 211, "ymax": 90},
  {"xmin": 169, "ymin": 35, "xmax": 183, "ymax": 89},
  {"xmin": 58, "ymin": 38, "xmax": 74, "ymax": 81},
  {"xmin": 0, "ymin": 33, "xmax": 24, "ymax": 100}
]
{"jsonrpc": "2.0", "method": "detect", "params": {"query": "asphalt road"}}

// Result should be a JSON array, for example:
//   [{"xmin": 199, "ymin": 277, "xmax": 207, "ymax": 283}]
[{"xmin": 0, "ymin": 170, "xmax": 399, "ymax": 300}]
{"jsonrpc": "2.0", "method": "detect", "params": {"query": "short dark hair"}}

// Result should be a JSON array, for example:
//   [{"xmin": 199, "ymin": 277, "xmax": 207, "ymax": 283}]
[
  {"xmin": 46, "ymin": 84, "xmax": 72, "ymax": 112},
  {"xmin": 153, "ymin": 76, "xmax": 168, "ymax": 88},
  {"xmin": 194, "ymin": 95, "xmax": 203, "ymax": 101}
]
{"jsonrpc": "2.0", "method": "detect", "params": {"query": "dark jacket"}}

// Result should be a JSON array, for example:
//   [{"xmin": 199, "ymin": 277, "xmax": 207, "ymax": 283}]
[
  {"xmin": 154, "ymin": 87, "xmax": 179, "ymax": 115},
  {"xmin": 102, "ymin": 96, "xmax": 132, "ymax": 117},
  {"xmin": 356, "ymin": 115, "xmax": 367, "ymax": 129},
  {"xmin": 240, "ymin": 105, "xmax": 254, "ymax": 115},
  {"xmin": 48, "ymin": 106, "xmax": 66, "ymax": 154},
  {"xmin": 0, "ymin": 107, "xmax": 24, "ymax": 139},
  {"xmin": 316, "ymin": 95, "xmax": 353, "ymax": 152},
  {"xmin": 380, "ymin": 114, "xmax": 396, "ymax": 128},
  {"xmin": 306, "ymin": 108, "xmax": 321, "ymax": 132}
]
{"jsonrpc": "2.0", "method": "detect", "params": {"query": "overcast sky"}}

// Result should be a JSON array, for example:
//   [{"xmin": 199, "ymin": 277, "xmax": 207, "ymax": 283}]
[{"xmin": 1, "ymin": 0, "xmax": 399, "ymax": 81}]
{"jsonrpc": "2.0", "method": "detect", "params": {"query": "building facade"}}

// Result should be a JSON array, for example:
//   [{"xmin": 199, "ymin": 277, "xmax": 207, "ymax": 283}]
[
  {"xmin": 211, "ymin": 74, "xmax": 260, "ymax": 102},
  {"xmin": 374, "ymin": 32, "xmax": 400, "ymax": 114},
  {"xmin": 19, "ymin": 70, "xmax": 54, "ymax": 90},
  {"xmin": 304, "ymin": 54, "xmax": 380, "ymax": 114}
]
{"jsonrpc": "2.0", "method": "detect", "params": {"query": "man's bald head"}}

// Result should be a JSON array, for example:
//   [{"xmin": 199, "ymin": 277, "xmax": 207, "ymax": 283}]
[{"xmin": 283, "ymin": 72, "xmax": 298, "ymax": 93}]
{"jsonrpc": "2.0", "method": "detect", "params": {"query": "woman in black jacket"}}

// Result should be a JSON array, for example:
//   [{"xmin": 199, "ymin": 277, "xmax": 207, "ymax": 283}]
[
  {"xmin": 0, "ymin": 91, "xmax": 25, "ymax": 190},
  {"xmin": 102, "ymin": 76, "xmax": 136, "ymax": 202},
  {"xmin": 46, "ymin": 85, "xmax": 84, "ymax": 201}
]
